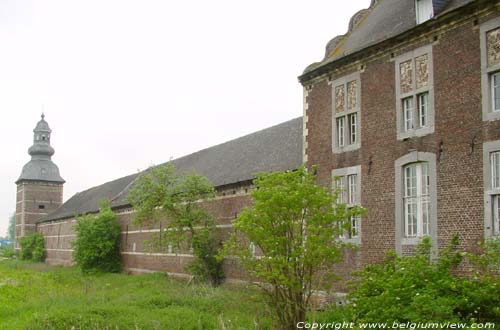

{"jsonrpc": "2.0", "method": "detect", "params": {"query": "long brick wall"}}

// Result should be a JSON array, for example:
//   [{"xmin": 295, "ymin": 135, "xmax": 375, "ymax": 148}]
[{"xmin": 37, "ymin": 189, "xmax": 252, "ymax": 281}]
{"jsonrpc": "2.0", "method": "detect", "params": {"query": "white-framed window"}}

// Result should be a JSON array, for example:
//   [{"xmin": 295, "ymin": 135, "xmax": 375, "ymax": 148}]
[
  {"xmin": 416, "ymin": 0, "xmax": 433, "ymax": 24},
  {"xmin": 484, "ymin": 143, "xmax": 500, "ymax": 237},
  {"xmin": 492, "ymin": 71, "xmax": 500, "ymax": 112},
  {"xmin": 403, "ymin": 162, "xmax": 430, "ymax": 237},
  {"xmin": 332, "ymin": 72, "xmax": 361, "ymax": 153},
  {"xmin": 332, "ymin": 166, "xmax": 361, "ymax": 241},
  {"xmin": 395, "ymin": 151, "xmax": 437, "ymax": 255},
  {"xmin": 491, "ymin": 152, "xmax": 500, "ymax": 235},
  {"xmin": 337, "ymin": 117, "xmax": 345, "ymax": 147},
  {"xmin": 480, "ymin": 18, "xmax": 500, "ymax": 121},
  {"xmin": 395, "ymin": 46, "xmax": 434, "ymax": 140}
]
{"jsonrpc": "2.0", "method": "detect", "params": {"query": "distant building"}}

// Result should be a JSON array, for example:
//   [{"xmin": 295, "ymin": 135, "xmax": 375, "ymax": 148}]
[{"xmin": 15, "ymin": 0, "xmax": 500, "ymax": 287}]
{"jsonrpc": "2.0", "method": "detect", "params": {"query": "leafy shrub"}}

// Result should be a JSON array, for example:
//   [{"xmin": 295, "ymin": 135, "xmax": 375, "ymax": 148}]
[
  {"xmin": 344, "ymin": 236, "xmax": 500, "ymax": 324},
  {"xmin": 0, "ymin": 244, "xmax": 17, "ymax": 258},
  {"xmin": 19, "ymin": 232, "xmax": 45, "ymax": 262},
  {"xmin": 72, "ymin": 201, "xmax": 121, "ymax": 273}
]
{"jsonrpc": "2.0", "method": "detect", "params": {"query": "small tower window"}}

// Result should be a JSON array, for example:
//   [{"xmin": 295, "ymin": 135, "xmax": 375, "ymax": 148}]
[
  {"xmin": 38, "ymin": 205, "xmax": 45, "ymax": 209},
  {"xmin": 42, "ymin": 135, "xmax": 46, "ymax": 141},
  {"xmin": 416, "ymin": 0, "xmax": 433, "ymax": 24}
]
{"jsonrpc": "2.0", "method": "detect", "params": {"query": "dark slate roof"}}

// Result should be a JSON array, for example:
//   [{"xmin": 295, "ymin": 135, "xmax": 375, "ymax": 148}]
[
  {"xmin": 40, "ymin": 117, "xmax": 303, "ymax": 222},
  {"xmin": 303, "ymin": 0, "xmax": 475, "ymax": 75},
  {"xmin": 17, "ymin": 159, "xmax": 65, "ymax": 184}
]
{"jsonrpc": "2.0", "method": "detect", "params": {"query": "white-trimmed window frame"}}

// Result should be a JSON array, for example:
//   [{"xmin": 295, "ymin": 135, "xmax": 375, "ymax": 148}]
[
  {"xmin": 403, "ymin": 162, "xmax": 430, "ymax": 238},
  {"xmin": 483, "ymin": 141, "xmax": 500, "ymax": 237},
  {"xmin": 395, "ymin": 151, "xmax": 437, "ymax": 255},
  {"xmin": 332, "ymin": 72, "xmax": 361, "ymax": 153},
  {"xmin": 332, "ymin": 165, "xmax": 361, "ymax": 243},
  {"xmin": 395, "ymin": 45, "xmax": 435, "ymax": 140},
  {"xmin": 481, "ymin": 17, "xmax": 500, "ymax": 121},
  {"xmin": 415, "ymin": 0, "xmax": 434, "ymax": 25}
]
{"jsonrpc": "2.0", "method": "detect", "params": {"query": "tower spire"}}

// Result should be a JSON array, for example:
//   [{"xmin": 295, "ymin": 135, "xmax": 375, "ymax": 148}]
[{"xmin": 16, "ymin": 114, "xmax": 64, "ymax": 183}]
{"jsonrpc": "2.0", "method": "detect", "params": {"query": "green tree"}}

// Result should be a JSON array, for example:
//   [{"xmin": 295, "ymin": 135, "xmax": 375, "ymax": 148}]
[
  {"xmin": 128, "ymin": 164, "xmax": 224, "ymax": 286},
  {"xmin": 19, "ymin": 232, "xmax": 45, "ymax": 262},
  {"xmin": 8, "ymin": 213, "xmax": 15, "ymax": 241},
  {"xmin": 221, "ymin": 167, "xmax": 363, "ymax": 329},
  {"xmin": 72, "ymin": 201, "xmax": 121, "ymax": 273}
]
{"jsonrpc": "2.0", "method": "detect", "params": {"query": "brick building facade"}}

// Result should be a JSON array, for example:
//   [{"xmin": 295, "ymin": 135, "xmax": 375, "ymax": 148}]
[{"xmin": 15, "ymin": 0, "xmax": 500, "ymax": 287}]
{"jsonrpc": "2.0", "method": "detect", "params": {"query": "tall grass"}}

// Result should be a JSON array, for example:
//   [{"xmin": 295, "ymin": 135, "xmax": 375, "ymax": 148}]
[{"xmin": 0, "ymin": 260, "xmax": 272, "ymax": 330}]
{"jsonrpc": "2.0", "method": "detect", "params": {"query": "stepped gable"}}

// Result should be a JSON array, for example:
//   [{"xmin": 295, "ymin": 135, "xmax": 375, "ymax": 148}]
[
  {"xmin": 303, "ymin": 0, "xmax": 474, "ymax": 75},
  {"xmin": 40, "ymin": 117, "xmax": 303, "ymax": 222}
]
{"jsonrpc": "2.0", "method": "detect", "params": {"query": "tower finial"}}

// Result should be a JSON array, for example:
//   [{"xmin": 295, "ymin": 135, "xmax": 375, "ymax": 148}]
[{"xmin": 41, "ymin": 112, "xmax": 45, "ymax": 120}]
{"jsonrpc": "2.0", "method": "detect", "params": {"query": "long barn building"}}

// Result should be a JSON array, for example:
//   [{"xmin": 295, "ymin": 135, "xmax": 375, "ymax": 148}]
[{"xmin": 15, "ymin": 0, "xmax": 500, "ymax": 285}]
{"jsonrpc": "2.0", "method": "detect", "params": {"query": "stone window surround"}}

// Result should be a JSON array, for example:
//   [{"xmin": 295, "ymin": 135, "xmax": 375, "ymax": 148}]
[
  {"xmin": 480, "ymin": 17, "xmax": 500, "ymax": 121},
  {"xmin": 331, "ymin": 72, "xmax": 361, "ymax": 153},
  {"xmin": 395, "ymin": 151, "xmax": 438, "ymax": 255},
  {"xmin": 394, "ymin": 45, "xmax": 435, "ymax": 140},
  {"xmin": 482, "ymin": 140, "xmax": 500, "ymax": 237},
  {"xmin": 332, "ymin": 165, "xmax": 362, "ymax": 244}
]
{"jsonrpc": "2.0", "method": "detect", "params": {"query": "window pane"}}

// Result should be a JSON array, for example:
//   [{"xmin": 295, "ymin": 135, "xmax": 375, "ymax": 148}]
[
  {"xmin": 493, "ymin": 72, "xmax": 500, "ymax": 112},
  {"xmin": 403, "ymin": 97, "xmax": 414, "ymax": 131},
  {"xmin": 421, "ymin": 162, "xmax": 429, "ymax": 196},
  {"xmin": 348, "ymin": 174, "xmax": 357, "ymax": 204},
  {"xmin": 335, "ymin": 177, "xmax": 346, "ymax": 203},
  {"xmin": 404, "ymin": 163, "xmax": 430, "ymax": 237},
  {"xmin": 350, "ymin": 215, "xmax": 359, "ymax": 238},
  {"xmin": 418, "ymin": 92, "xmax": 428, "ymax": 128},
  {"xmin": 422, "ymin": 197, "xmax": 429, "ymax": 235},
  {"xmin": 491, "ymin": 152, "xmax": 500, "ymax": 189},
  {"xmin": 494, "ymin": 195, "xmax": 500, "ymax": 236},
  {"xmin": 348, "ymin": 113, "xmax": 357, "ymax": 144},
  {"xmin": 336, "ymin": 117, "xmax": 345, "ymax": 147}
]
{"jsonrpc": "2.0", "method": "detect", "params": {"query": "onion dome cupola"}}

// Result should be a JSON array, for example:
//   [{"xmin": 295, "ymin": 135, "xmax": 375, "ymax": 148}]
[{"xmin": 16, "ymin": 114, "xmax": 65, "ymax": 184}]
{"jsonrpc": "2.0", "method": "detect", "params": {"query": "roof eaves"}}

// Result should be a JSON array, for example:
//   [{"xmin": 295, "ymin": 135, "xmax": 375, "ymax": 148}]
[{"xmin": 299, "ymin": 0, "xmax": 479, "ymax": 85}]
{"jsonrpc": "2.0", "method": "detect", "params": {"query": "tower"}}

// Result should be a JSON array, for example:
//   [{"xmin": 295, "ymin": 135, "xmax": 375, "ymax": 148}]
[{"xmin": 15, "ymin": 114, "xmax": 64, "ymax": 248}]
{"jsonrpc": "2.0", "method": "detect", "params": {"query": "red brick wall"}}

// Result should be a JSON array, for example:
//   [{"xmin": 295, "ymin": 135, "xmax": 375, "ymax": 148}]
[{"xmin": 304, "ymin": 9, "xmax": 500, "ymax": 285}]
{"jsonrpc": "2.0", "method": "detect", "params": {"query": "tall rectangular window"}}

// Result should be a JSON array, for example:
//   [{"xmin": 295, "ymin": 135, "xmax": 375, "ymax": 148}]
[
  {"xmin": 492, "ymin": 72, "xmax": 500, "ymax": 112},
  {"xmin": 403, "ymin": 97, "xmax": 414, "ymax": 131},
  {"xmin": 333, "ymin": 166, "xmax": 361, "ymax": 241},
  {"xmin": 403, "ymin": 162, "xmax": 430, "ymax": 237},
  {"xmin": 395, "ymin": 46, "xmax": 434, "ymax": 139},
  {"xmin": 416, "ymin": 0, "xmax": 433, "ymax": 24},
  {"xmin": 337, "ymin": 117, "xmax": 345, "ymax": 147},
  {"xmin": 481, "ymin": 20, "xmax": 500, "ymax": 121},
  {"xmin": 332, "ymin": 73, "xmax": 361, "ymax": 153},
  {"xmin": 418, "ymin": 92, "xmax": 428, "ymax": 128},
  {"xmin": 490, "ymin": 151, "xmax": 500, "ymax": 236}
]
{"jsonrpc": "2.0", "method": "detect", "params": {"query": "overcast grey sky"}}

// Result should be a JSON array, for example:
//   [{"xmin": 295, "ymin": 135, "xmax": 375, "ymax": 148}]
[{"xmin": 0, "ymin": 0, "xmax": 371, "ymax": 236}]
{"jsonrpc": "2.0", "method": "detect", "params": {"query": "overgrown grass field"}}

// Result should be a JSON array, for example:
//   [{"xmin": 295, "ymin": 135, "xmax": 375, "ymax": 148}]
[{"xmin": 0, "ymin": 260, "xmax": 273, "ymax": 330}]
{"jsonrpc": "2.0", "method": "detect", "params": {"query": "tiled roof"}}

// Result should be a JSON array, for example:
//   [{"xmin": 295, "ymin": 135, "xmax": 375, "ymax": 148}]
[
  {"xmin": 40, "ymin": 117, "xmax": 303, "ymax": 222},
  {"xmin": 303, "ymin": 0, "xmax": 475, "ymax": 75}
]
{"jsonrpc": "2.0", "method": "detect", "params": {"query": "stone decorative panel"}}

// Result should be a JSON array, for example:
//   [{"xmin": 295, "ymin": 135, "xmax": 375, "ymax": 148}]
[
  {"xmin": 347, "ymin": 80, "xmax": 357, "ymax": 110},
  {"xmin": 487, "ymin": 27, "xmax": 500, "ymax": 67},
  {"xmin": 415, "ymin": 54, "xmax": 429, "ymax": 89},
  {"xmin": 335, "ymin": 85, "xmax": 345, "ymax": 113},
  {"xmin": 400, "ymin": 60, "xmax": 413, "ymax": 94}
]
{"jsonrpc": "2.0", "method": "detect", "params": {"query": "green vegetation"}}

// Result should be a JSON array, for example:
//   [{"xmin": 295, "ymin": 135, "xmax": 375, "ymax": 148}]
[
  {"xmin": 0, "ymin": 259, "xmax": 272, "ymax": 330},
  {"xmin": 19, "ymin": 232, "xmax": 45, "ymax": 262},
  {"xmin": 221, "ymin": 167, "xmax": 364, "ymax": 330},
  {"xmin": 8, "ymin": 213, "xmax": 15, "ymax": 241},
  {"xmin": 0, "ymin": 244, "xmax": 16, "ymax": 258},
  {"xmin": 73, "ymin": 202, "xmax": 121, "ymax": 273},
  {"xmin": 317, "ymin": 236, "xmax": 500, "ymax": 325},
  {"xmin": 128, "ymin": 164, "xmax": 224, "ymax": 286}
]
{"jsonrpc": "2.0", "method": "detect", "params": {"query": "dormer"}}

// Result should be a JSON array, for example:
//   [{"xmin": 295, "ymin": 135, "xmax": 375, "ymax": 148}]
[{"xmin": 416, "ymin": 0, "xmax": 434, "ymax": 24}]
